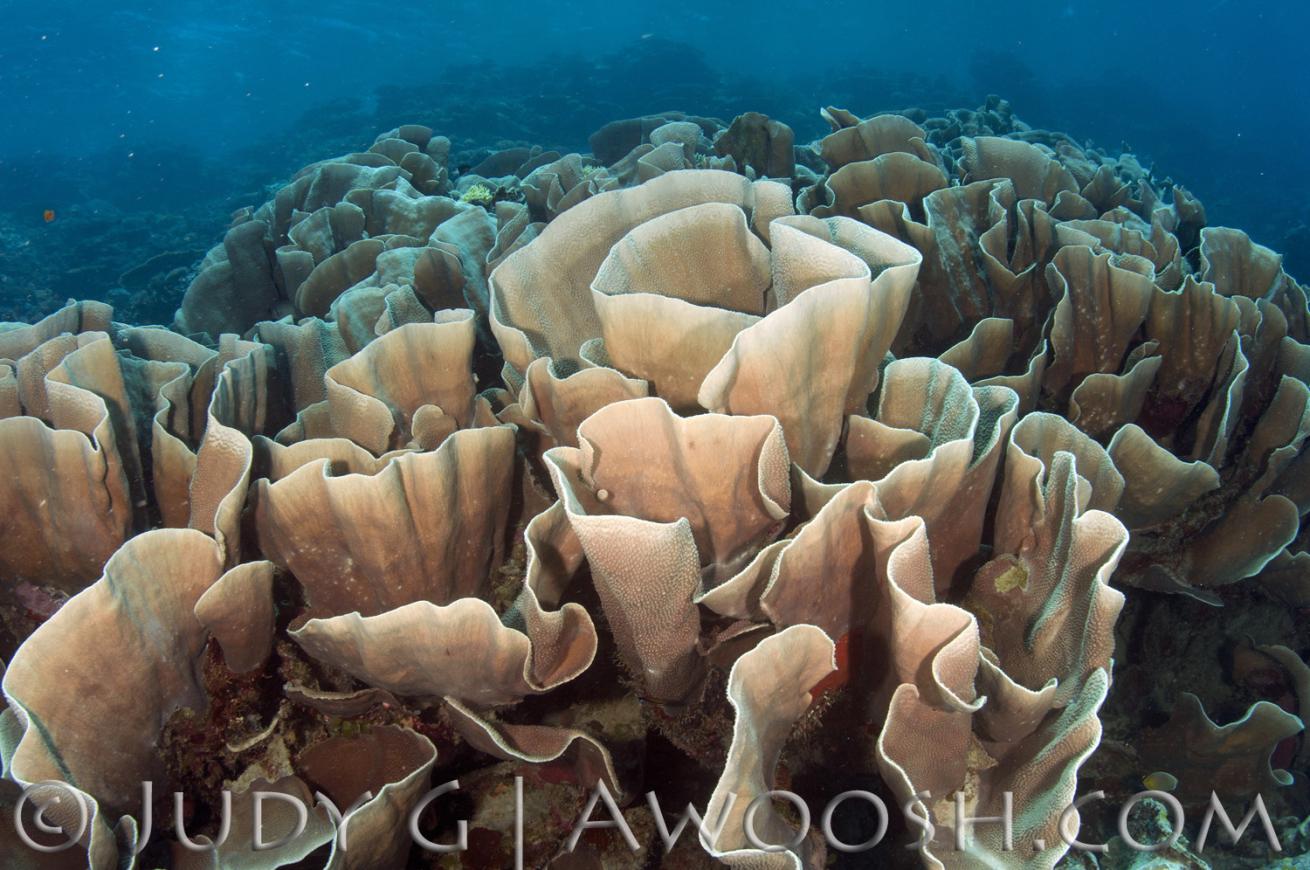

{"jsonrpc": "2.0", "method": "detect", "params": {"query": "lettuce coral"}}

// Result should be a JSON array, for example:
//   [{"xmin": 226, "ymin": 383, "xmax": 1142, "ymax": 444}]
[{"xmin": 0, "ymin": 98, "xmax": 1306, "ymax": 869}]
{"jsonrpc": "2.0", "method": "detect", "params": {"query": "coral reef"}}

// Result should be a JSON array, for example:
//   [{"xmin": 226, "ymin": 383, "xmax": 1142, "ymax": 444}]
[{"xmin": 0, "ymin": 98, "xmax": 1307, "ymax": 869}]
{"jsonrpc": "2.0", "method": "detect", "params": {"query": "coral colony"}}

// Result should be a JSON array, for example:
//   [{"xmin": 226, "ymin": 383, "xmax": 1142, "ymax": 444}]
[{"xmin": 1, "ymin": 100, "xmax": 1308, "ymax": 868}]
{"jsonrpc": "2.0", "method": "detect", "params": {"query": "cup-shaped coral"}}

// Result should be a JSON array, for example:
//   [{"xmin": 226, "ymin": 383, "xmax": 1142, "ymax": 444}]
[
  {"xmin": 802, "ymin": 118, "xmax": 1310, "ymax": 606},
  {"xmin": 491, "ymin": 169, "xmax": 922, "ymax": 476},
  {"xmin": 0, "ymin": 302, "xmax": 268, "ymax": 657},
  {"xmin": 2, "ymin": 529, "xmax": 445, "ymax": 869},
  {"xmin": 696, "ymin": 368, "xmax": 1126, "ymax": 868},
  {"xmin": 247, "ymin": 308, "xmax": 600, "ymax": 711},
  {"xmin": 542, "ymin": 396, "xmax": 790, "ymax": 705},
  {"xmin": 3, "ymin": 100, "xmax": 1309, "ymax": 868}
]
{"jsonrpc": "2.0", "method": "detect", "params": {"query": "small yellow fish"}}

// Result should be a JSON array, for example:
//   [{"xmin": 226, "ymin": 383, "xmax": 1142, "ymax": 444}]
[
  {"xmin": 993, "ymin": 560, "xmax": 1028, "ymax": 593},
  {"xmin": 1143, "ymin": 771, "xmax": 1178, "ymax": 792}
]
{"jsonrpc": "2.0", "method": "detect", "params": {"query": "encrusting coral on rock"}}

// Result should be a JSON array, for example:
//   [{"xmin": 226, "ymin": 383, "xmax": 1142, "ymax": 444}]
[{"xmin": 0, "ymin": 98, "xmax": 1307, "ymax": 868}]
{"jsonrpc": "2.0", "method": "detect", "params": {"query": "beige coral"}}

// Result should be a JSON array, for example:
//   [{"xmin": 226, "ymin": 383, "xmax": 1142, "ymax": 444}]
[
  {"xmin": 544, "ymin": 397, "xmax": 790, "ymax": 703},
  {"xmin": 3, "ymin": 99, "xmax": 1309, "ymax": 870},
  {"xmin": 492, "ymin": 170, "xmax": 920, "ymax": 475}
]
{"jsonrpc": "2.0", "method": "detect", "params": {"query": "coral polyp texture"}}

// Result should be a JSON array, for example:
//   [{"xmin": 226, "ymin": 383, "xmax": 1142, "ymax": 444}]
[{"xmin": 0, "ymin": 100, "xmax": 1307, "ymax": 868}]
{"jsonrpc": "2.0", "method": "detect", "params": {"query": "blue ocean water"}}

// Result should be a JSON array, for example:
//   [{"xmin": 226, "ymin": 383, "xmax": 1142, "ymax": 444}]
[{"xmin": 1, "ymin": 0, "xmax": 1307, "ymax": 323}]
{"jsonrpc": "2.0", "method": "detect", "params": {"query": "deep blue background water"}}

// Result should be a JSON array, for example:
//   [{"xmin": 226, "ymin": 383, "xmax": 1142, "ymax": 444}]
[{"xmin": 1, "ymin": 0, "xmax": 1308, "ymax": 321}]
